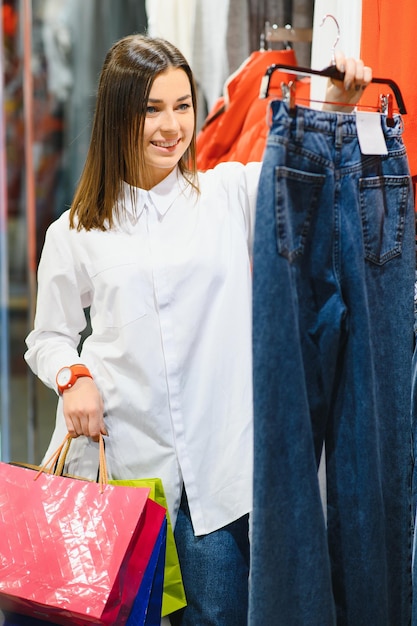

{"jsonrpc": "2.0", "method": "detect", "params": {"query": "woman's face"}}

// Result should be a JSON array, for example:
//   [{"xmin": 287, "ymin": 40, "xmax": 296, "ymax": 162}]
[{"xmin": 142, "ymin": 67, "xmax": 195, "ymax": 188}]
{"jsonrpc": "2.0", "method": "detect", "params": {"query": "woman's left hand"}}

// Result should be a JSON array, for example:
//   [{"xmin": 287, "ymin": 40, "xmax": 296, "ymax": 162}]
[{"xmin": 323, "ymin": 51, "xmax": 372, "ymax": 112}]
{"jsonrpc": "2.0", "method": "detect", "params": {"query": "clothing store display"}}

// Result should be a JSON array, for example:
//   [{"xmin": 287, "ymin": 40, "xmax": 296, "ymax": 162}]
[
  {"xmin": 250, "ymin": 101, "xmax": 414, "ymax": 625},
  {"xmin": 25, "ymin": 162, "xmax": 260, "ymax": 537},
  {"xmin": 6, "ymin": 3, "xmax": 417, "ymax": 625}
]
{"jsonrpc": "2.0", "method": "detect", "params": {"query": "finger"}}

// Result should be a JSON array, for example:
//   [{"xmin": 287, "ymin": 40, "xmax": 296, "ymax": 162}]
[
  {"xmin": 66, "ymin": 416, "xmax": 105, "ymax": 442},
  {"xmin": 78, "ymin": 413, "xmax": 93, "ymax": 438},
  {"xmin": 344, "ymin": 57, "xmax": 364, "ymax": 90},
  {"xmin": 333, "ymin": 50, "xmax": 346, "ymax": 73},
  {"xmin": 363, "ymin": 65, "xmax": 372, "ymax": 86},
  {"xmin": 84, "ymin": 414, "xmax": 106, "ymax": 442},
  {"xmin": 63, "ymin": 413, "xmax": 81, "ymax": 438}
]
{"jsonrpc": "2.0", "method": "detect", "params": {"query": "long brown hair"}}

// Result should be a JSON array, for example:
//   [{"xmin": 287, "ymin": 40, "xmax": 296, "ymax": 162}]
[{"xmin": 69, "ymin": 34, "xmax": 198, "ymax": 231}]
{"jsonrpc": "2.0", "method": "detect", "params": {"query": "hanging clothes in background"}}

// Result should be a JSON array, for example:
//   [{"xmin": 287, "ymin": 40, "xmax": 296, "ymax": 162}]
[
  {"xmin": 145, "ymin": 0, "xmax": 196, "ymax": 67},
  {"xmin": 196, "ymin": 48, "xmax": 310, "ymax": 170},
  {"xmin": 44, "ymin": 0, "xmax": 148, "ymax": 212},
  {"xmin": 359, "ymin": 0, "xmax": 417, "ymax": 181},
  {"xmin": 191, "ymin": 0, "xmax": 250, "ymax": 112},
  {"xmin": 249, "ymin": 101, "xmax": 414, "ymax": 625},
  {"xmin": 146, "ymin": 0, "xmax": 250, "ymax": 127}
]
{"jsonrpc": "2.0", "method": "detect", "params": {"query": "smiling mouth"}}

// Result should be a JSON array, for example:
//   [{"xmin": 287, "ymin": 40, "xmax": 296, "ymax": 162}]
[{"xmin": 151, "ymin": 138, "xmax": 181, "ymax": 148}]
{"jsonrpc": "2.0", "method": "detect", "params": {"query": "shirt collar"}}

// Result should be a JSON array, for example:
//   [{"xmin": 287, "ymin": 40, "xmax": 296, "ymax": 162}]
[{"xmin": 120, "ymin": 168, "xmax": 191, "ymax": 221}]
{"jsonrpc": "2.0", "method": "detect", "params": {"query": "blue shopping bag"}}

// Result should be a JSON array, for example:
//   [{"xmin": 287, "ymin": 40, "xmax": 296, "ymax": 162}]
[{"xmin": 127, "ymin": 518, "xmax": 167, "ymax": 625}]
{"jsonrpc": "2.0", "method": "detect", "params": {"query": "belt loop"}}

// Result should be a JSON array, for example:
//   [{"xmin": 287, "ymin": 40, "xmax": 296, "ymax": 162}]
[
  {"xmin": 335, "ymin": 114, "xmax": 343, "ymax": 148},
  {"xmin": 295, "ymin": 108, "xmax": 304, "ymax": 143},
  {"xmin": 266, "ymin": 100, "xmax": 273, "ymax": 129}
]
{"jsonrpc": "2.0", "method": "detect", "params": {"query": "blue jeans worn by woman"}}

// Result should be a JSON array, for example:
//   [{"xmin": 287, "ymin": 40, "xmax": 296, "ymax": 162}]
[
  {"xmin": 170, "ymin": 490, "xmax": 250, "ymax": 626},
  {"xmin": 250, "ymin": 101, "xmax": 414, "ymax": 626}
]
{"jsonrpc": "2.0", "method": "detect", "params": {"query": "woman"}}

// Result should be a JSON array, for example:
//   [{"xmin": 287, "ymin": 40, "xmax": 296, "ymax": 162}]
[{"xmin": 25, "ymin": 34, "xmax": 371, "ymax": 625}]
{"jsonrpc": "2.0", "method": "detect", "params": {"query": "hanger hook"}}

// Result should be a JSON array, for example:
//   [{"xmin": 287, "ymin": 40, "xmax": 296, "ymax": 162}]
[{"xmin": 319, "ymin": 13, "xmax": 340, "ymax": 65}]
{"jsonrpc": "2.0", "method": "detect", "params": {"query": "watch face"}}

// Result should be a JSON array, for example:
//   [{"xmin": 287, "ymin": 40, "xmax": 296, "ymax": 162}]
[{"xmin": 57, "ymin": 367, "xmax": 72, "ymax": 387}]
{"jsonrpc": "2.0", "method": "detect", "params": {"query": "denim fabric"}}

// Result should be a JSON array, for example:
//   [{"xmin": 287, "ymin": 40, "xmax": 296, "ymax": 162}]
[
  {"xmin": 412, "ymin": 329, "xmax": 417, "ymax": 625},
  {"xmin": 250, "ymin": 101, "xmax": 415, "ymax": 626},
  {"xmin": 170, "ymin": 490, "xmax": 250, "ymax": 626}
]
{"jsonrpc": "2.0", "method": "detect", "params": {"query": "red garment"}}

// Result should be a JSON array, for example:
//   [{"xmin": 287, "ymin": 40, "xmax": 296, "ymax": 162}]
[
  {"xmin": 360, "ymin": 0, "xmax": 417, "ymax": 176},
  {"xmin": 196, "ymin": 49, "xmax": 310, "ymax": 170}
]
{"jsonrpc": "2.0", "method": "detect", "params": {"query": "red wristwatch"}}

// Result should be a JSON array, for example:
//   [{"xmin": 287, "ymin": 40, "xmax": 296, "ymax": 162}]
[{"xmin": 56, "ymin": 364, "xmax": 93, "ymax": 394}]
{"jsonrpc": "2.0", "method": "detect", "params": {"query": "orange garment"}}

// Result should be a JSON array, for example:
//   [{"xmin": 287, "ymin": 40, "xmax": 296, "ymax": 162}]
[
  {"xmin": 360, "ymin": 0, "xmax": 417, "ymax": 176},
  {"xmin": 196, "ymin": 49, "xmax": 310, "ymax": 170}
]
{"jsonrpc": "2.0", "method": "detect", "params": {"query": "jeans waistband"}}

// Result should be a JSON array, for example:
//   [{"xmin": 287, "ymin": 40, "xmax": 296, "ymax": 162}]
[{"xmin": 269, "ymin": 98, "xmax": 404, "ymax": 142}]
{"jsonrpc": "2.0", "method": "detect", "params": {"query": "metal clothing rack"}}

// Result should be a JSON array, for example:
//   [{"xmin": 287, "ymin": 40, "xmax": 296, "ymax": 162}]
[
  {"xmin": 0, "ymin": 0, "xmax": 11, "ymax": 463},
  {"xmin": 261, "ymin": 21, "xmax": 313, "ymax": 51},
  {"xmin": 23, "ymin": 0, "xmax": 38, "ymax": 464},
  {"xmin": 1, "ymin": 0, "xmax": 37, "ymax": 463}
]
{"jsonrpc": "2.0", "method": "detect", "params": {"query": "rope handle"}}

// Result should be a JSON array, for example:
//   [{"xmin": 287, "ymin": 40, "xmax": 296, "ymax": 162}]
[{"xmin": 34, "ymin": 433, "xmax": 108, "ymax": 493}]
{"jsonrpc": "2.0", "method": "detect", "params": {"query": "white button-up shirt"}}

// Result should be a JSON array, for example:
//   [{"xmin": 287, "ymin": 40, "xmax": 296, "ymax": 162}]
[{"xmin": 25, "ymin": 162, "xmax": 261, "ymax": 535}]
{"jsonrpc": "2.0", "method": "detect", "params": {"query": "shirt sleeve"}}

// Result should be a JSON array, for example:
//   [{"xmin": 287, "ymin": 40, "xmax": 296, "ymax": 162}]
[
  {"xmin": 24, "ymin": 214, "xmax": 93, "ymax": 392},
  {"xmin": 239, "ymin": 161, "xmax": 262, "ymax": 254},
  {"xmin": 217, "ymin": 161, "xmax": 261, "ymax": 254}
]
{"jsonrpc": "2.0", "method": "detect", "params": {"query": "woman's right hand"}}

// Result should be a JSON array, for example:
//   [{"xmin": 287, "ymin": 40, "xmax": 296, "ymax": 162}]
[{"xmin": 62, "ymin": 377, "xmax": 107, "ymax": 442}]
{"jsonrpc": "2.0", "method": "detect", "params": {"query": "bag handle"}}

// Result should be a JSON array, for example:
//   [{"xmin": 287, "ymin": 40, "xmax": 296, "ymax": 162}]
[{"xmin": 34, "ymin": 433, "xmax": 109, "ymax": 493}]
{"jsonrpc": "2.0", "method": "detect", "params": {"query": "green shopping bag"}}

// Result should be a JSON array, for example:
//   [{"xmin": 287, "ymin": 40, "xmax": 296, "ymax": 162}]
[{"xmin": 109, "ymin": 477, "xmax": 187, "ymax": 617}]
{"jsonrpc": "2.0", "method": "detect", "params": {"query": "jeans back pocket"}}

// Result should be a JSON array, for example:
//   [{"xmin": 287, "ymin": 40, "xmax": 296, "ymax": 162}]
[
  {"xmin": 359, "ymin": 175, "xmax": 410, "ymax": 265},
  {"xmin": 275, "ymin": 166, "xmax": 326, "ymax": 262}
]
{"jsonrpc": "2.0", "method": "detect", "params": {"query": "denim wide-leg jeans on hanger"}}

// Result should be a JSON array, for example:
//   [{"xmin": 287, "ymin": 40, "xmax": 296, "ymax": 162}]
[{"xmin": 250, "ymin": 101, "xmax": 414, "ymax": 626}]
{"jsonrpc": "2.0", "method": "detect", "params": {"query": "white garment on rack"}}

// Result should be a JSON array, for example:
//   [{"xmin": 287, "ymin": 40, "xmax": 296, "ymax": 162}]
[
  {"xmin": 146, "ymin": 0, "xmax": 229, "ymax": 110},
  {"xmin": 310, "ymin": 0, "xmax": 362, "ymax": 107},
  {"xmin": 41, "ymin": 0, "xmax": 73, "ymax": 101},
  {"xmin": 145, "ymin": 0, "xmax": 197, "ymax": 64},
  {"xmin": 192, "ymin": 0, "xmax": 230, "ymax": 110}
]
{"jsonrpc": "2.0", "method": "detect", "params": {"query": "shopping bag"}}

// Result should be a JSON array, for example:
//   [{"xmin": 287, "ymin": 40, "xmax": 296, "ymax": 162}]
[
  {"xmin": 110, "ymin": 477, "xmax": 187, "ymax": 617},
  {"xmin": 2, "ymin": 519, "xmax": 167, "ymax": 626},
  {"xmin": 29, "ymin": 434, "xmax": 187, "ymax": 617},
  {"xmin": 0, "ymin": 435, "xmax": 167, "ymax": 626}
]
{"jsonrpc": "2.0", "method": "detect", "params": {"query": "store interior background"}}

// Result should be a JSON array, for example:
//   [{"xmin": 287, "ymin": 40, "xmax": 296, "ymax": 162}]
[{"xmin": 2, "ymin": 0, "xmax": 314, "ymax": 464}]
